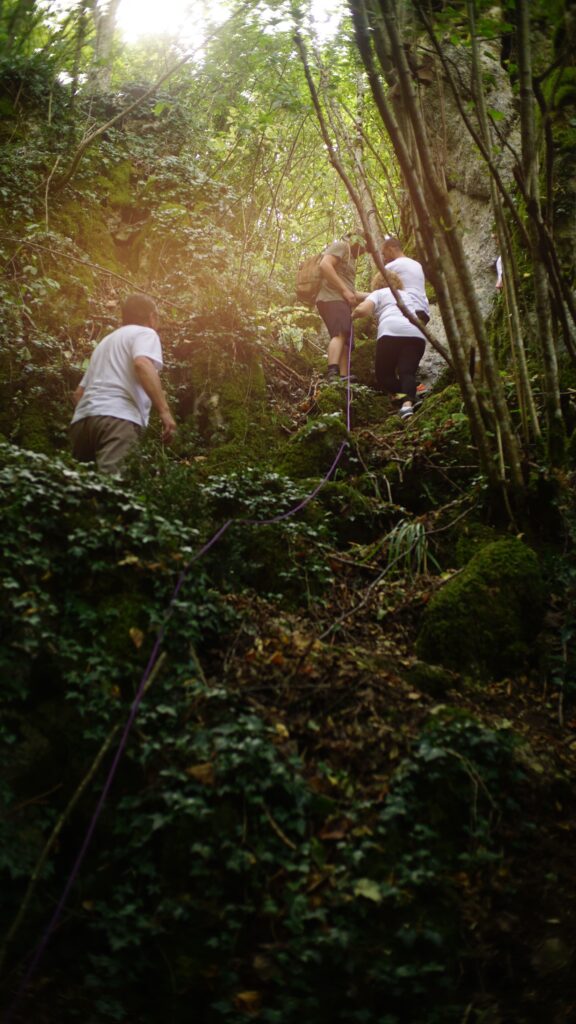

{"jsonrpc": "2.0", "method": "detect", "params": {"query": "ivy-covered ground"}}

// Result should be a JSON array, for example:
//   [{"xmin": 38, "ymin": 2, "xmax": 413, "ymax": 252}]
[{"xmin": 2, "ymin": 323, "xmax": 576, "ymax": 1022}]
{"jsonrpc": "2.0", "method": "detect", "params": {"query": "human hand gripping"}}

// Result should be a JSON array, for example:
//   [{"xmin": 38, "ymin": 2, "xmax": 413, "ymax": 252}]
[{"xmin": 160, "ymin": 409, "xmax": 177, "ymax": 443}]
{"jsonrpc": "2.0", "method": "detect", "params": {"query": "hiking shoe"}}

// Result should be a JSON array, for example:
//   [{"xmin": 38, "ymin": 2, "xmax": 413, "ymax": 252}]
[
  {"xmin": 391, "ymin": 392, "xmax": 408, "ymax": 403},
  {"xmin": 399, "ymin": 402, "xmax": 414, "ymax": 421},
  {"xmin": 340, "ymin": 374, "xmax": 358, "ymax": 383},
  {"xmin": 416, "ymin": 383, "xmax": 428, "ymax": 395}
]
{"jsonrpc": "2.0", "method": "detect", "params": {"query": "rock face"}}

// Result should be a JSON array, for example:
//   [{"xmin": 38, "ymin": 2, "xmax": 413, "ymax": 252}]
[
  {"xmin": 416, "ymin": 539, "xmax": 546, "ymax": 677},
  {"xmin": 411, "ymin": 32, "xmax": 521, "ymax": 385}
]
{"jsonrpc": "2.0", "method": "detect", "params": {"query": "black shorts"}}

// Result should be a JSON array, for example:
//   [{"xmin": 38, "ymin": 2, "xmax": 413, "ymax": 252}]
[{"xmin": 316, "ymin": 300, "xmax": 353, "ymax": 342}]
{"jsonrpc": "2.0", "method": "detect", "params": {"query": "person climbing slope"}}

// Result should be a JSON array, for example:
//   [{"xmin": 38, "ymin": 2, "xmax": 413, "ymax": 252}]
[
  {"xmin": 352, "ymin": 270, "xmax": 426, "ymax": 421},
  {"xmin": 316, "ymin": 231, "xmax": 367, "ymax": 381},
  {"xmin": 381, "ymin": 235, "xmax": 429, "ymax": 324},
  {"xmin": 70, "ymin": 293, "xmax": 176, "ymax": 474}
]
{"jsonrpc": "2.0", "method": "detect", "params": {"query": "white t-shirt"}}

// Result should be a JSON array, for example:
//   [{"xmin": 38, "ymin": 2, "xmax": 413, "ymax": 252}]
[
  {"xmin": 71, "ymin": 324, "xmax": 163, "ymax": 428},
  {"xmin": 367, "ymin": 288, "xmax": 427, "ymax": 340},
  {"xmin": 383, "ymin": 256, "xmax": 429, "ymax": 315}
]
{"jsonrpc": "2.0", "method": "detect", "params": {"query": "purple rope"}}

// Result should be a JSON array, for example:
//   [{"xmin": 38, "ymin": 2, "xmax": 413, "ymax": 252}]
[
  {"xmin": 245, "ymin": 441, "xmax": 348, "ymax": 526},
  {"xmin": 345, "ymin": 320, "xmax": 353, "ymax": 431},
  {"xmin": 8, "ymin": 327, "xmax": 355, "ymax": 1018}
]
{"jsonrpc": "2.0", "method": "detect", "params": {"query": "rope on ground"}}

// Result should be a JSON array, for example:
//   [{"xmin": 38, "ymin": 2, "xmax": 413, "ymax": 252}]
[{"xmin": 6, "ymin": 331, "xmax": 355, "ymax": 1017}]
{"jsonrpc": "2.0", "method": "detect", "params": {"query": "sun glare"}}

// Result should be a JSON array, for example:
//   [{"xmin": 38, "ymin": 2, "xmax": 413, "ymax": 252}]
[
  {"xmin": 116, "ymin": 0, "xmax": 343, "ymax": 44},
  {"xmin": 116, "ymin": 0, "xmax": 214, "ymax": 44}
]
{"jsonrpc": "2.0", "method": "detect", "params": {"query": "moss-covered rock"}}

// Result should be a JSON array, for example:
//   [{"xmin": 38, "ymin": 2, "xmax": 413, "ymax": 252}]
[
  {"xmin": 419, "ymin": 384, "xmax": 469, "ymax": 436},
  {"xmin": 416, "ymin": 539, "xmax": 546, "ymax": 677},
  {"xmin": 349, "ymin": 338, "xmax": 376, "ymax": 385},
  {"xmin": 177, "ymin": 346, "xmax": 281, "ymax": 472},
  {"xmin": 279, "ymin": 412, "xmax": 349, "ymax": 478},
  {"xmin": 454, "ymin": 522, "xmax": 502, "ymax": 567},
  {"xmin": 52, "ymin": 201, "xmax": 119, "ymax": 270},
  {"xmin": 97, "ymin": 158, "xmax": 134, "ymax": 208},
  {"xmin": 314, "ymin": 479, "xmax": 393, "ymax": 542},
  {"xmin": 403, "ymin": 659, "xmax": 458, "ymax": 697},
  {"xmin": 316, "ymin": 382, "xmax": 391, "ymax": 428}
]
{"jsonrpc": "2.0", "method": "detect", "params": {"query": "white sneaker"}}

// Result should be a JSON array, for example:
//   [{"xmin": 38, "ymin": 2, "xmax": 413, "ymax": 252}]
[{"xmin": 399, "ymin": 402, "xmax": 414, "ymax": 421}]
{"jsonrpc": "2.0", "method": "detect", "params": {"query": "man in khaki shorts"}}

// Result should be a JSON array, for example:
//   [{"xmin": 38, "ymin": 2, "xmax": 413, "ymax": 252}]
[
  {"xmin": 316, "ymin": 231, "xmax": 367, "ymax": 381},
  {"xmin": 70, "ymin": 293, "xmax": 176, "ymax": 474}
]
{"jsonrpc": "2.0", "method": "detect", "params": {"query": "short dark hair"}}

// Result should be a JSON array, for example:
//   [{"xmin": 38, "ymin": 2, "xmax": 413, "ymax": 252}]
[
  {"xmin": 382, "ymin": 236, "xmax": 402, "ymax": 251},
  {"xmin": 121, "ymin": 293, "xmax": 157, "ymax": 327}
]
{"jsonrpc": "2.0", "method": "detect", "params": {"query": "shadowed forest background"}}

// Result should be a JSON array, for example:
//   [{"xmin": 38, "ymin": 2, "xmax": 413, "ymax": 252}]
[{"xmin": 1, "ymin": 0, "xmax": 576, "ymax": 1021}]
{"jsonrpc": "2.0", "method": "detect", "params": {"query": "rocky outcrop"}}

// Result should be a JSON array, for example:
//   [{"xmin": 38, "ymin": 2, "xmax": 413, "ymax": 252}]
[{"xmin": 410, "ymin": 29, "xmax": 522, "ymax": 383}]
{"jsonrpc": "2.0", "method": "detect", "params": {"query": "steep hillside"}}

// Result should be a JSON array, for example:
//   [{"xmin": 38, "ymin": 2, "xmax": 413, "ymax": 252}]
[{"xmin": 1, "ymin": 2, "xmax": 576, "ymax": 1022}]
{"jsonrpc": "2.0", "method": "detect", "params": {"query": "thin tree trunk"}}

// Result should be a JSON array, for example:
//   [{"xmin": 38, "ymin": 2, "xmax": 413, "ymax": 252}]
[
  {"xmin": 515, "ymin": 0, "xmax": 564, "ymax": 459},
  {"xmin": 466, "ymin": 0, "xmax": 540, "ymax": 444},
  {"xmin": 377, "ymin": 0, "xmax": 525, "ymax": 490},
  {"xmin": 348, "ymin": 0, "xmax": 502, "ymax": 485},
  {"xmin": 88, "ymin": 0, "xmax": 121, "ymax": 92}
]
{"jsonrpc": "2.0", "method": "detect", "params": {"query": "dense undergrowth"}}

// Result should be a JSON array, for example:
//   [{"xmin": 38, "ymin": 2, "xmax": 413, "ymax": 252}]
[
  {"xmin": 2, "ymin": 6, "xmax": 576, "ymax": 1022},
  {"xmin": 2, "ymin": 418, "xmax": 576, "ymax": 1023}
]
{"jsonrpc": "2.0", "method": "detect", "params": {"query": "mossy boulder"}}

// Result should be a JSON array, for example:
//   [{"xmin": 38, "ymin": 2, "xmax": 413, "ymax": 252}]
[
  {"xmin": 403, "ymin": 659, "xmax": 458, "ymax": 697},
  {"xmin": 52, "ymin": 201, "xmax": 118, "ymax": 270},
  {"xmin": 97, "ymin": 158, "xmax": 134, "ymax": 208},
  {"xmin": 316, "ymin": 382, "xmax": 391, "ymax": 428},
  {"xmin": 314, "ymin": 479, "xmax": 392, "ymax": 542},
  {"xmin": 419, "ymin": 384, "xmax": 468, "ymax": 435},
  {"xmin": 279, "ymin": 412, "xmax": 349, "ymax": 478},
  {"xmin": 178, "ymin": 347, "xmax": 280, "ymax": 472},
  {"xmin": 416, "ymin": 539, "xmax": 546, "ymax": 678},
  {"xmin": 453, "ymin": 522, "xmax": 502, "ymax": 567},
  {"xmin": 349, "ymin": 338, "xmax": 376, "ymax": 385}
]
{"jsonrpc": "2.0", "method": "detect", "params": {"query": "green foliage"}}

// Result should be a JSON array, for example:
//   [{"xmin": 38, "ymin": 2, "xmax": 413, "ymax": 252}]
[
  {"xmin": 417, "ymin": 539, "xmax": 546, "ymax": 677},
  {"xmin": 0, "ymin": 441, "xmax": 225, "ymax": 731},
  {"xmin": 200, "ymin": 467, "xmax": 335, "ymax": 597},
  {"xmin": 387, "ymin": 518, "xmax": 432, "ymax": 577},
  {"xmin": 1, "ymin": 608, "xmax": 534, "ymax": 1024}
]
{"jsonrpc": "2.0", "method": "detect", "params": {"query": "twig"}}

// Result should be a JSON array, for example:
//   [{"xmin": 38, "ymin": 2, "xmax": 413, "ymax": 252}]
[
  {"xmin": 263, "ymin": 802, "xmax": 298, "ymax": 851},
  {"xmin": 7, "ymin": 784, "xmax": 63, "ymax": 818},
  {"xmin": 0, "ymin": 653, "xmax": 167, "ymax": 973},
  {"xmin": 44, "ymin": 156, "xmax": 61, "ymax": 230},
  {"xmin": 262, "ymin": 351, "xmax": 308, "ymax": 384},
  {"xmin": 426, "ymin": 505, "xmax": 475, "ymax": 535},
  {"xmin": 188, "ymin": 643, "xmax": 208, "ymax": 687}
]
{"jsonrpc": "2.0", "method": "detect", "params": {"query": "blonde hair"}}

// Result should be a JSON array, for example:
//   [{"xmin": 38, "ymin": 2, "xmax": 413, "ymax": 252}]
[{"xmin": 371, "ymin": 269, "xmax": 404, "ymax": 291}]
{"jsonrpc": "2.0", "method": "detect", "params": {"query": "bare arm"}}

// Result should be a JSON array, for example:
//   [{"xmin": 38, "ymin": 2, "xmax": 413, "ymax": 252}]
[
  {"xmin": 352, "ymin": 298, "xmax": 375, "ymax": 319},
  {"xmin": 133, "ymin": 356, "xmax": 176, "ymax": 442},
  {"xmin": 319, "ymin": 254, "xmax": 358, "ymax": 305},
  {"xmin": 72, "ymin": 385, "xmax": 85, "ymax": 407}
]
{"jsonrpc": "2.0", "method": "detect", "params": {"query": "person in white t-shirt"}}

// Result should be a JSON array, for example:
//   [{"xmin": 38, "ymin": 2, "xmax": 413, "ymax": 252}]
[
  {"xmin": 70, "ymin": 293, "xmax": 176, "ymax": 474},
  {"xmin": 380, "ymin": 236, "xmax": 429, "ymax": 324},
  {"xmin": 352, "ymin": 271, "xmax": 426, "ymax": 421}
]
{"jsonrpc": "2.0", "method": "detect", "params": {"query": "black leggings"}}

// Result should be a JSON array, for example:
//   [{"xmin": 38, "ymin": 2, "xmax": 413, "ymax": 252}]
[{"xmin": 375, "ymin": 335, "xmax": 426, "ymax": 402}]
